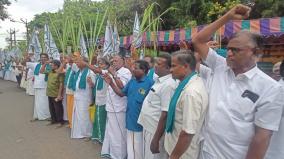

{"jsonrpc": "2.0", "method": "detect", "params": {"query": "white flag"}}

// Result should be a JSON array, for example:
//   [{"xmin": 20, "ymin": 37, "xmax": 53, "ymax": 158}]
[
  {"xmin": 44, "ymin": 24, "xmax": 60, "ymax": 60},
  {"xmin": 113, "ymin": 23, "xmax": 120, "ymax": 55},
  {"xmin": 103, "ymin": 21, "xmax": 114, "ymax": 57},
  {"xmin": 132, "ymin": 12, "xmax": 142, "ymax": 49},
  {"xmin": 28, "ymin": 28, "xmax": 42, "ymax": 61},
  {"xmin": 80, "ymin": 33, "xmax": 88, "ymax": 58}
]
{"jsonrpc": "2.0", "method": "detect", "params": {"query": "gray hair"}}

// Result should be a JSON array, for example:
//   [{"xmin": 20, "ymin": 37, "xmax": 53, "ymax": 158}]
[
  {"xmin": 172, "ymin": 50, "xmax": 196, "ymax": 70},
  {"xmin": 231, "ymin": 30, "xmax": 263, "ymax": 49}
]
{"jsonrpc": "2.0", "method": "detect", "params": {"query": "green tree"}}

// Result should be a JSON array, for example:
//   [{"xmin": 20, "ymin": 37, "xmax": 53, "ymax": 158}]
[
  {"xmin": 17, "ymin": 40, "xmax": 27, "ymax": 53},
  {"xmin": 28, "ymin": 0, "xmax": 108, "ymax": 53},
  {"xmin": 0, "ymin": 0, "xmax": 12, "ymax": 21},
  {"xmin": 250, "ymin": 0, "xmax": 284, "ymax": 18},
  {"xmin": 27, "ymin": 0, "xmax": 284, "ymax": 50}
]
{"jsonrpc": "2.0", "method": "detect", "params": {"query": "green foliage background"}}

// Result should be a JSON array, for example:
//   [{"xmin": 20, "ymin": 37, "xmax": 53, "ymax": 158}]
[{"xmin": 2, "ymin": 0, "xmax": 283, "ymax": 52}]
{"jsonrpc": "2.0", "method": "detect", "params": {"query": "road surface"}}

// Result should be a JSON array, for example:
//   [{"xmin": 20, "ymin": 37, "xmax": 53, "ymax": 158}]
[{"xmin": 0, "ymin": 79, "xmax": 101, "ymax": 159}]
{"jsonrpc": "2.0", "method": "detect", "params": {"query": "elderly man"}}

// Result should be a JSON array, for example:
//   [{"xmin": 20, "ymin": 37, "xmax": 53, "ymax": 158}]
[
  {"xmin": 27, "ymin": 53, "xmax": 51, "ymax": 121},
  {"xmin": 138, "ymin": 52, "xmax": 177, "ymax": 159},
  {"xmin": 265, "ymin": 60, "xmax": 284, "ymax": 159},
  {"xmin": 101, "ymin": 55, "xmax": 132, "ymax": 159},
  {"xmin": 70, "ymin": 57, "xmax": 94, "ymax": 139},
  {"xmin": 192, "ymin": 4, "xmax": 284, "ymax": 159},
  {"xmin": 164, "ymin": 51, "xmax": 208, "ymax": 159}
]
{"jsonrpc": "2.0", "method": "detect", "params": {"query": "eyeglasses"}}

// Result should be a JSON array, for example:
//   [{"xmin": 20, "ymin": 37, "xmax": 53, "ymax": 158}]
[{"xmin": 226, "ymin": 47, "xmax": 255, "ymax": 55}]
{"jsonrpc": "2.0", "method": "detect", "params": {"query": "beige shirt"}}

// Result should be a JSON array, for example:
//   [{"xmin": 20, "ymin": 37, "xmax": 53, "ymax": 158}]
[
  {"xmin": 138, "ymin": 74, "xmax": 177, "ymax": 134},
  {"xmin": 164, "ymin": 75, "xmax": 208, "ymax": 159}
]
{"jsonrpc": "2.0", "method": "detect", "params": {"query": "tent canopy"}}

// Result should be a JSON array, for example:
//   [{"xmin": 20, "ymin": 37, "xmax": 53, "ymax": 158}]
[{"xmin": 118, "ymin": 17, "xmax": 284, "ymax": 48}]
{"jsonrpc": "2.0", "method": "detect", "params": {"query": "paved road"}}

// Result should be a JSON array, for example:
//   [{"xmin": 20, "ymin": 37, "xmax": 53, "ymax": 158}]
[{"xmin": 0, "ymin": 79, "xmax": 101, "ymax": 159}]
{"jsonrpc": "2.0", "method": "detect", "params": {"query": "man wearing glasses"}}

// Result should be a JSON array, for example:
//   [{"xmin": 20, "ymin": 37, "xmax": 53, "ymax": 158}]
[{"xmin": 192, "ymin": 4, "xmax": 284, "ymax": 159}]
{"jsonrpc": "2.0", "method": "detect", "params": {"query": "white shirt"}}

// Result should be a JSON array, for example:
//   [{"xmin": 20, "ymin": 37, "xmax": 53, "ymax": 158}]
[
  {"xmin": 164, "ymin": 75, "xmax": 208, "ymax": 159},
  {"xmin": 73, "ymin": 69, "xmax": 94, "ymax": 103},
  {"xmin": 94, "ymin": 74, "xmax": 108, "ymax": 106},
  {"xmin": 27, "ymin": 67, "xmax": 34, "ymax": 80},
  {"xmin": 265, "ymin": 79, "xmax": 284, "ymax": 159},
  {"xmin": 138, "ymin": 74, "xmax": 177, "ymax": 134},
  {"xmin": 199, "ymin": 64, "xmax": 212, "ymax": 91},
  {"xmin": 12, "ymin": 67, "xmax": 20, "ymax": 76},
  {"xmin": 27, "ymin": 62, "xmax": 46, "ymax": 89},
  {"xmin": 200, "ymin": 48, "xmax": 284, "ymax": 159},
  {"xmin": 105, "ymin": 67, "xmax": 132, "ymax": 112}
]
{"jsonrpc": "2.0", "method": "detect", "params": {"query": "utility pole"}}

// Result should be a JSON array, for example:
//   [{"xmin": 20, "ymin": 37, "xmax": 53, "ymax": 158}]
[
  {"xmin": 13, "ymin": 28, "xmax": 17, "ymax": 47},
  {"xmin": 10, "ymin": 18, "xmax": 29, "ymax": 51},
  {"xmin": 20, "ymin": 18, "xmax": 29, "ymax": 49},
  {"xmin": 6, "ymin": 28, "xmax": 19, "ymax": 49},
  {"xmin": 7, "ymin": 29, "xmax": 13, "ymax": 49}
]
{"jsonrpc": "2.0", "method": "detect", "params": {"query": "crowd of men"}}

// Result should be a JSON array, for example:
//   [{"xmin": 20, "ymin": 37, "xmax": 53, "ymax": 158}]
[{"xmin": 0, "ymin": 4, "xmax": 284, "ymax": 159}]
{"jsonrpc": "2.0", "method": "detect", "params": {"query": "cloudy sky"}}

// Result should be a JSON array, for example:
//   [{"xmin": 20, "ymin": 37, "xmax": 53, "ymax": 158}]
[{"xmin": 0, "ymin": 0, "xmax": 65, "ymax": 48}]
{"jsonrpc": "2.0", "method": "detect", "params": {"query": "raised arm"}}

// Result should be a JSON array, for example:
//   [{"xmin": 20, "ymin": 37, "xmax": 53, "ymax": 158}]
[
  {"xmin": 57, "ymin": 59, "xmax": 67, "ymax": 73},
  {"xmin": 85, "ymin": 62, "xmax": 102, "ymax": 74},
  {"xmin": 108, "ymin": 66, "xmax": 125, "ymax": 89},
  {"xmin": 39, "ymin": 63, "xmax": 46, "ymax": 74},
  {"xmin": 192, "ymin": 4, "xmax": 251, "ymax": 60},
  {"xmin": 103, "ymin": 73, "xmax": 125, "ymax": 97}
]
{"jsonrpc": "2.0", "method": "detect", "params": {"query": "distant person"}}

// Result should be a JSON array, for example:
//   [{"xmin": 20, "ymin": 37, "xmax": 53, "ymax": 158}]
[
  {"xmin": 272, "ymin": 61, "xmax": 281, "ymax": 81},
  {"xmin": 70, "ymin": 57, "xmax": 94, "ymax": 139},
  {"xmin": 144, "ymin": 55, "xmax": 158, "ymax": 81}
]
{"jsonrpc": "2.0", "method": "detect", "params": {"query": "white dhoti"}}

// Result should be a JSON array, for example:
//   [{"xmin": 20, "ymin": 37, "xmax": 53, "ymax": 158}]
[
  {"xmin": 20, "ymin": 77, "xmax": 27, "ymax": 89},
  {"xmin": 26, "ymin": 78, "xmax": 35, "ymax": 96},
  {"xmin": 33, "ymin": 88, "xmax": 50, "ymax": 120},
  {"xmin": 4, "ymin": 70, "xmax": 10, "ymax": 81},
  {"xmin": 143, "ymin": 129, "xmax": 168, "ymax": 159},
  {"xmin": 9, "ymin": 71, "xmax": 17, "ymax": 82},
  {"xmin": 127, "ymin": 130, "xmax": 143, "ymax": 159},
  {"xmin": 62, "ymin": 91, "xmax": 68, "ymax": 121},
  {"xmin": 101, "ymin": 112, "xmax": 127, "ymax": 159},
  {"xmin": 71, "ymin": 99, "xmax": 93, "ymax": 139}
]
